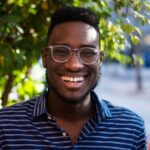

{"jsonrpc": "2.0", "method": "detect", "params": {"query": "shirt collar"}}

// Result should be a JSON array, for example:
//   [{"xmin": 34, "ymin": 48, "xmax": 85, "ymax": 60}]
[
  {"xmin": 33, "ymin": 93, "xmax": 47, "ymax": 117},
  {"xmin": 91, "ymin": 91, "xmax": 112, "ymax": 119},
  {"xmin": 32, "ymin": 92, "xmax": 112, "ymax": 119}
]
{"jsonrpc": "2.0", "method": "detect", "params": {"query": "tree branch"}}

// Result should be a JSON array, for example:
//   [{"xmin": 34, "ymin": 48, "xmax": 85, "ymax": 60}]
[{"xmin": 1, "ymin": 72, "xmax": 14, "ymax": 107}]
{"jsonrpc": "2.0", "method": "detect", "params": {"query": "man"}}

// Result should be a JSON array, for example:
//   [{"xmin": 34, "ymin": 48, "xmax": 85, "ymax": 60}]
[{"xmin": 0, "ymin": 6, "xmax": 147, "ymax": 149}]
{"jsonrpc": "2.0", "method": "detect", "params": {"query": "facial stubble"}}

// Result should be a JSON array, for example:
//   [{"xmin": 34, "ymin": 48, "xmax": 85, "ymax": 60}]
[{"xmin": 45, "ymin": 67, "xmax": 101, "ymax": 105}]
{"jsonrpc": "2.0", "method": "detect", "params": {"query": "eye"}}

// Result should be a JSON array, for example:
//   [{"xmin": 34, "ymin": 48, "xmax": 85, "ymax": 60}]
[
  {"xmin": 53, "ymin": 46, "xmax": 70, "ymax": 56},
  {"xmin": 80, "ymin": 48, "xmax": 98, "ymax": 58}
]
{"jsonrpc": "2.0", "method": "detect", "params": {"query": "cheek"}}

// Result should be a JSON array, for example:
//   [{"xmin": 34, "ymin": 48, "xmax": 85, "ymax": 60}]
[
  {"xmin": 95, "ymin": 64, "xmax": 101, "ymax": 79},
  {"xmin": 46, "ymin": 62, "xmax": 60, "ymax": 79},
  {"xmin": 46, "ymin": 63, "xmax": 53, "ymax": 79},
  {"xmin": 88, "ymin": 64, "xmax": 100, "ymax": 79}
]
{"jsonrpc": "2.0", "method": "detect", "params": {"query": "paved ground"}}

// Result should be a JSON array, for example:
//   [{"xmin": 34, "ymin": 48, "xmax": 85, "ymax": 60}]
[{"xmin": 94, "ymin": 64, "xmax": 150, "ymax": 138}]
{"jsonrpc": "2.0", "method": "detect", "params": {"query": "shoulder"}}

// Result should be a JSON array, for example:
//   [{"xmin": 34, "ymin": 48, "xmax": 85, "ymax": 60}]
[
  {"xmin": 0, "ymin": 96, "xmax": 38, "ymax": 117},
  {"xmin": 103, "ymin": 99, "xmax": 145, "ymax": 126},
  {"xmin": 92, "ymin": 91, "xmax": 144, "ymax": 125}
]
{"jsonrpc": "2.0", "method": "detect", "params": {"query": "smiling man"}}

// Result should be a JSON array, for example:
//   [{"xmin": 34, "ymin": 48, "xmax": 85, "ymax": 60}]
[{"xmin": 0, "ymin": 7, "xmax": 147, "ymax": 149}]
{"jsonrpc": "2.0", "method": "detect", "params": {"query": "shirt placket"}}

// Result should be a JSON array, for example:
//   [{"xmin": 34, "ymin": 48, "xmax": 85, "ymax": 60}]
[{"xmin": 47, "ymin": 114, "xmax": 72, "ymax": 147}]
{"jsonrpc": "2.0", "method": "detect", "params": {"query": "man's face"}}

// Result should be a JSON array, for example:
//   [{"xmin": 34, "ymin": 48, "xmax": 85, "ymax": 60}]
[{"xmin": 42, "ymin": 22, "xmax": 101, "ymax": 103}]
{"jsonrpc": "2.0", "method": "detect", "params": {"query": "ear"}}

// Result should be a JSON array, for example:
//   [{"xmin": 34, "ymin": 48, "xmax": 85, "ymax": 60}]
[
  {"xmin": 41, "ymin": 48, "xmax": 47, "ymax": 68},
  {"xmin": 99, "ymin": 51, "xmax": 104, "ymax": 65}
]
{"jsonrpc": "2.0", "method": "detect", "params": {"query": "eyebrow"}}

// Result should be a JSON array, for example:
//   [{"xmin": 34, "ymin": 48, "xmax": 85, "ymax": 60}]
[
  {"xmin": 80, "ymin": 44, "xmax": 97, "ymax": 48},
  {"xmin": 51, "ymin": 43, "xmax": 98, "ymax": 49}
]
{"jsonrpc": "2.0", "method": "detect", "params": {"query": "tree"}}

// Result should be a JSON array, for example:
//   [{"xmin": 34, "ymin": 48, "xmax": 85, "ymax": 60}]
[{"xmin": 0, "ymin": 0, "xmax": 150, "ymax": 107}]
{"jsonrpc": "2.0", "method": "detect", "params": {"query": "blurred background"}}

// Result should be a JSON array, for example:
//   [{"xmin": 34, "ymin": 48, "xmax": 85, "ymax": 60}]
[{"xmin": 0, "ymin": 0, "xmax": 150, "ymax": 148}]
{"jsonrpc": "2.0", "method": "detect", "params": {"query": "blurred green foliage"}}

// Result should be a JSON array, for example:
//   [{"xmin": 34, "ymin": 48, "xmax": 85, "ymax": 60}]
[{"xmin": 0, "ymin": 0, "xmax": 150, "ymax": 107}]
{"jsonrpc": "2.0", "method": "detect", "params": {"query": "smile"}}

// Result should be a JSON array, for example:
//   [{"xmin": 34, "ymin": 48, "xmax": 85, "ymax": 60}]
[{"xmin": 61, "ymin": 76, "xmax": 84, "ymax": 82}]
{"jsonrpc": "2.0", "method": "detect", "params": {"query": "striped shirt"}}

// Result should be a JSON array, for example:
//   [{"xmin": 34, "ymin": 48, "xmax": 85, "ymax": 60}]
[{"xmin": 0, "ymin": 91, "xmax": 147, "ymax": 149}]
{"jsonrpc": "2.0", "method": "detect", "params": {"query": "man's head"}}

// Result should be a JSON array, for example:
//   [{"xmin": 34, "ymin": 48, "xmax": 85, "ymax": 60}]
[
  {"xmin": 47, "ymin": 6, "xmax": 100, "ymax": 45},
  {"xmin": 42, "ymin": 6, "xmax": 103, "ymax": 104}
]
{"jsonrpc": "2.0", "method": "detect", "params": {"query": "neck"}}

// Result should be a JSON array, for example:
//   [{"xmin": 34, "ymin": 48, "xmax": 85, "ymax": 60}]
[{"xmin": 46, "ymin": 91, "xmax": 95, "ymax": 122}]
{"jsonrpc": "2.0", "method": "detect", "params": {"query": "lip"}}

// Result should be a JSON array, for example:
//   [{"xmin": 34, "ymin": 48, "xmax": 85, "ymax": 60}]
[{"xmin": 62, "ymin": 80, "xmax": 84, "ymax": 89}]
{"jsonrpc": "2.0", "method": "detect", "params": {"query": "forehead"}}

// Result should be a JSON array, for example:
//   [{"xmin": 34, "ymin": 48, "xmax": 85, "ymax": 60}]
[{"xmin": 48, "ymin": 22, "xmax": 99, "ymax": 46}]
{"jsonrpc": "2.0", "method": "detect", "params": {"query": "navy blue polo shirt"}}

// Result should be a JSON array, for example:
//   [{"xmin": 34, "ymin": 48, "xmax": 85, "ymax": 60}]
[{"xmin": 0, "ymin": 92, "xmax": 147, "ymax": 149}]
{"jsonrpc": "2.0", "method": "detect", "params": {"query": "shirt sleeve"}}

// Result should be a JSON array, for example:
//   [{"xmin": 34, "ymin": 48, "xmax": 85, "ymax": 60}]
[{"xmin": 136, "ymin": 121, "xmax": 148, "ymax": 150}]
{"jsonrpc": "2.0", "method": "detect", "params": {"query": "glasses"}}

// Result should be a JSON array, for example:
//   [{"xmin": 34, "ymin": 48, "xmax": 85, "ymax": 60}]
[{"xmin": 46, "ymin": 45, "xmax": 104, "ymax": 65}]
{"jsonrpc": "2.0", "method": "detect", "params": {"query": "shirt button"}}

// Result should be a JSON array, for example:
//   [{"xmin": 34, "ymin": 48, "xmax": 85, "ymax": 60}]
[
  {"xmin": 62, "ymin": 132, "xmax": 67, "ymax": 136},
  {"xmin": 47, "ymin": 115, "xmax": 52, "ymax": 120}
]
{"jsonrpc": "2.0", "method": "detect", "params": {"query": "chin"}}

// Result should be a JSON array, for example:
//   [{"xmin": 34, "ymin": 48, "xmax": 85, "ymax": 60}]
[
  {"xmin": 48, "ymin": 80, "xmax": 99, "ymax": 105},
  {"xmin": 62, "ymin": 97, "xmax": 85, "ymax": 105}
]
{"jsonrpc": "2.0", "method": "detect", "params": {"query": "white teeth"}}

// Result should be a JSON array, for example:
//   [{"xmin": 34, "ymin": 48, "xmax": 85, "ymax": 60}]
[{"xmin": 61, "ymin": 76, "xmax": 84, "ymax": 82}]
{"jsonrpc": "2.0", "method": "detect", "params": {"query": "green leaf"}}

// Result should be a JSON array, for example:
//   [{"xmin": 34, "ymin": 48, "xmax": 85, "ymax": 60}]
[
  {"xmin": 121, "ymin": 24, "xmax": 134, "ymax": 34},
  {"xmin": 131, "ymin": 35, "xmax": 141, "ymax": 45}
]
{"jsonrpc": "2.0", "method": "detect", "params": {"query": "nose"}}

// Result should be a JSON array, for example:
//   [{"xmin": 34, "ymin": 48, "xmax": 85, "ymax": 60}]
[{"xmin": 64, "ymin": 52, "xmax": 84, "ymax": 71}]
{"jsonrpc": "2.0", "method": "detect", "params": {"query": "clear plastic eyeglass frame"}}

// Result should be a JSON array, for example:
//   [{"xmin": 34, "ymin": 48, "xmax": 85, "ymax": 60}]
[{"xmin": 45, "ymin": 45, "xmax": 104, "ymax": 65}]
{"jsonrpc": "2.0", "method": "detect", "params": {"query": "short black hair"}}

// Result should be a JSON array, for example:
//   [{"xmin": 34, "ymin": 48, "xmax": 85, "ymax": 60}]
[{"xmin": 47, "ymin": 6, "xmax": 100, "ymax": 45}]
